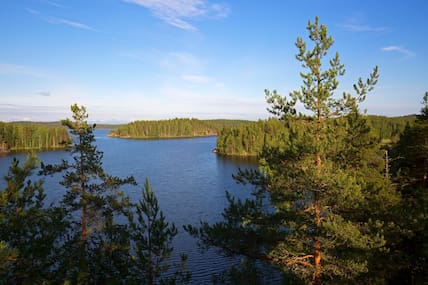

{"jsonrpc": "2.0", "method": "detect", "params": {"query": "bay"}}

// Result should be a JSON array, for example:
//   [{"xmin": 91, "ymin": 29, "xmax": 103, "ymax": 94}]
[{"xmin": 0, "ymin": 129, "xmax": 259, "ymax": 283}]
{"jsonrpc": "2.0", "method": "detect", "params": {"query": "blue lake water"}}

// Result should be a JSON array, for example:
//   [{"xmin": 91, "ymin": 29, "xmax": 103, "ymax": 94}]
[{"xmin": 0, "ymin": 129, "xmax": 261, "ymax": 283}]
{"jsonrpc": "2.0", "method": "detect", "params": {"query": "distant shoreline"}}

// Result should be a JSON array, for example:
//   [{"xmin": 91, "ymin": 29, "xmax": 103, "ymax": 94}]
[
  {"xmin": 107, "ymin": 133, "xmax": 218, "ymax": 140},
  {"xmin": 0, "ymin": 146, "xmax": 68, "ymax": 155}
]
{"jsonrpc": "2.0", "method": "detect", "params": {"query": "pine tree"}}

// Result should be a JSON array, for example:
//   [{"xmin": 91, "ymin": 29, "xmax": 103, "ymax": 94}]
[
  {"xmin": 0, "ymin": 241, "xmax": 17, "ymax": 273},
  {"xmin": 41, "ymin": 104, "xmax": 136, "ymax": 283},
  {"xmin": 393, "ymin": 91, "xmax": 428, "ymax": 186},
  {"xmin": 0, "ymin": 155, "xmax": 66, "ymax": 284},
  {"xmin": 187, "ymin": 17, "xmax": 390, "ymax": 284},
  {"xmin": 129, "ymin": 178, "xmax": 190, "ymax": 285},
  {"xmin": 386, "ymin": 92, "xmax": 428, "ymax": 283}
]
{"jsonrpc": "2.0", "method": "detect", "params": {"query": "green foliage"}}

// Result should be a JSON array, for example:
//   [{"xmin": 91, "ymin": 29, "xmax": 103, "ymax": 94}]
[
  {"xmin": 109, "ymin": 118, "xmax": 250, "ymax": 139},
  {"xmin": 129, "ymin": 178, "xmax": 190, "ymax": 285},
  {"xmin": 41, "ymin": 104, "xmax": 137, "ymax": 283},
  {"xmin": 216, "ymin": 115, "xmax": 415, "ymax": 157},
  {"xmin": 31, "ymin": 104, "xmax": 190, "ymax": 283},
  {"xmin": 380, "ymin": 92, "xmax": 428, "ymax": 284},
  {"xmin": 215, "ymin": 118, "xmax": 290, "ymax": 156},
  {"xmin": 0, "ymin": 155, "xmax": 66, "ymax": 284},
  {"xmin": 211, "ymin": 258, "xmax": 294, "ymax": 285},
  {"xmin": 188, "ymin": 16, "xmax": 396, "ymax": 284},
  {"xmin": 0, "ymin": 241, "xmax": 17, "ymax": 273},
  {"xmin": 368, "ymin": 115, "xmax": 415, "ymax": 143},
  {"xmin": 419, "ymin": 91, "xmax": 428, "ymax": 120},
  {"xmin": 0, "ymin": 121, "xmax": 70, "ymax": 153}
]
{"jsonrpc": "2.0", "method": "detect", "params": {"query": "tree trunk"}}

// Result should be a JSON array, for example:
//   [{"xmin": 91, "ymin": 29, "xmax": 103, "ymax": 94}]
[
  {"xmin": 313, "ymin": 191, "xmax": 322, "ymax": 285},
  {"xmin": 148, "ymin": 218, "xmax": 153, "ymax": 285},
  {"xmin": 313, "ymin": 156, "xmax": 322, "ymax": 285},
  {"xmin": 81, "ymin": 198, "xmax": 87, "ymax": 243},
  {"xmin": 80, "ymin": 134, "xmax": 87, "ymax": 245},
  {"xmin": 313, "ymin": 79, "xmax": 322, "ymax": 284}
]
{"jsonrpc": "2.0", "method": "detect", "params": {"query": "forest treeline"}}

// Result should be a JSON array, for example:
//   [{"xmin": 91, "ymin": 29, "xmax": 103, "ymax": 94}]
[
  {"xmin": 215, "ymin": 115, "xmax": 416, "ymax": 156},
  {"xmin": 0, "ymin": 122, "xmax": 70, "ymax": 153},
  {"xmin": 108, "ymin": 118, "xmax": 250, "ymax": 139},
  {"xmin": 0, "ymin": 115, "xmax": 413, "ymax": 156},
  {"xmin": 108, "ymin": 115, "xmax": 415, "ymax": 156}
]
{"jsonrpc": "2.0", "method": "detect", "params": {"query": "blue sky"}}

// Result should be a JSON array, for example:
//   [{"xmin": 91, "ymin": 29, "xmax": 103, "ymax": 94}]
[{"xmin": 1, "ymin": 0, "xmax": 427, "ymax": 122}]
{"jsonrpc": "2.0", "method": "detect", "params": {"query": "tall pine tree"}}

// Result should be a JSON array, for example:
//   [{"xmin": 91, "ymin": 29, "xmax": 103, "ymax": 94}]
[
  {"xmin": 41, "ymin": 104, "xmax": 136, "ymax": 283},
  {"xmin": 187, "ymin": 17, "xmax": 392, "ymax": 284}
]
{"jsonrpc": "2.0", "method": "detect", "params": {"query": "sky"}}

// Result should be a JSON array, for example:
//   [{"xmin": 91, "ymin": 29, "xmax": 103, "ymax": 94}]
[{"xmin": 1, "ymin": 0, "xmax": 427, "ymax": 123}]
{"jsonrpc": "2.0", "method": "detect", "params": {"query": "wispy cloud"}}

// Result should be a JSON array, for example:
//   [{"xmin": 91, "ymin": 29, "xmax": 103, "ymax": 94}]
[
  {"xmin": 181, "ymin": 74, "xmax": 212, "ymax": 83},
  {"xmin": 181, "ymin": 74, "xmax": 224, "ymax": 88},
  {"xmin": 25, "ymin": 8, "xmax": 40, "ymax": 15},
  {"xmin": 118, "ymin": 50, "xmax": 147, "ymax": 61},
  {"xmin": 0, "ymin": 104, "xmax": 68, "ymax": 122},
  {"xmin": 43, "ymin": 0, "xmax": 68, "ymax": 9},
  {"xmin": 210, "ymin": 3, "xmax": 229, "ymax": 18},
  {"xmin": 381, "ymin": 46, "xmax": 415, "ymax": 57},
  {"xmin": 45, "ymin": 17, "xmax": 97, "ymax": 31},
  {"xmin": 25, "ymin": 8, "xmax": 96, "ymax": 32},
  {"xmin": 338, "ymin": 23, "xmax": 388, "ymax": 32},
  {"xmin": 123, "ymin": 0, "xmax": 230, "ymax": 31},
  {"xmin": 0, "ymin": 63, "xmax": 50, "ymax": 78},
  {"xmin": 37, "ymin": 91, "xmax": 51, "ymax": 97},
  {"xmin": 160, "ymin": 52, "xmax": 202, "ymax": 71},
  {"xmin": 158, "ymin": 87, "xmax": 266, "ymax": 119},
  {"xmin": 118, "ymin": 50, "xmax": 204, "ymax": 74}
]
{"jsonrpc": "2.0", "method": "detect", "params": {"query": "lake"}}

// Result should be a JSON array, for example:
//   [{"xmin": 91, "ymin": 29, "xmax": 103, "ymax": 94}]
[{"xmin": 0, "ymin": 129, "xmax": 262, "ymax": 283}]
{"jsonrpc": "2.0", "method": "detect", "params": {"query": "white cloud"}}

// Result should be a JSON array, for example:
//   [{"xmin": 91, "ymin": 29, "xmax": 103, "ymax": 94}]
[
  {"xmin": 0, "ymin": 104, "xmax": 69, "ymax": 122},
  {"xmin": 157, "ymin": 87, "xmax": 267, "ymax": 119},
  {"xmin": 25, "ymin": 8, "xmax": 96, "ymax": 32},
  {"xmin": 338, "ymin": 13, "xmax": 388, "ymax": 33},
  {"xmin": 181, "ymin": 74, "xmax": 225, "ymax": 88},
  {"xmin": 381, "ymin": 46, "xmax": 415, "ymax": 57},
  {"xmin": 45, "ymin": 17, "xmax": 97, "ymax": 31},
  {"xmin": 181, "ymin": 74, "xmax": 212, "ymax": 83},
  {"xmin": 37, "ymin": 91, "xmax": 51, "ymax": 97},
  {"xmin": 0, "ymin": 63, "xmax": 50, "ymax": 78},
  {"xmin": 42, "ymin": 0, "xmax": 68, "ymax": 8},
  {"xmin": 210, "ymin": 3, "xmax": 230, "ymax": 18},
  {"xmin": 123, "ymin": 0, "xmax": 230, "ymax": 31},
  {"xmin": 338, "ymin": 23, "xmax": 388, "ymax": 32},
  {"xmin": 160, "ymin": 52, "xmax": 202, "ymax": 72},
  {"xmin": 25, "ymin": 8, "xmax": 40, "ymax": 15}
]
